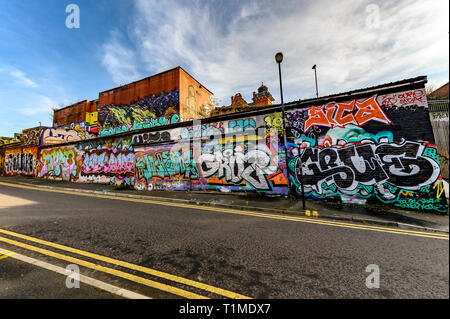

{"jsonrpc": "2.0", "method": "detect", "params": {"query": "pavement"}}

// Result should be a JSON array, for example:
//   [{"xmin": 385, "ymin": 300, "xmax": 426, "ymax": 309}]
[{"xmin": 0, "ymin": 175, "xmax": 448, "ymax": 233}]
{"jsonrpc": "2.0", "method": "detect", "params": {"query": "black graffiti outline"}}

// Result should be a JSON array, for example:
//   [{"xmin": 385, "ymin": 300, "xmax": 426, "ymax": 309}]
[
  {"xmin": 132, "ymin": 131, "xmax": 171, "ymax": 145},
  {"xmin": 199, "ymin": 147, "xmax": 278, "ymax": 191},
  {"xmin": 294, "ymin": 141, "xmax": 441, "ymax": 195}
]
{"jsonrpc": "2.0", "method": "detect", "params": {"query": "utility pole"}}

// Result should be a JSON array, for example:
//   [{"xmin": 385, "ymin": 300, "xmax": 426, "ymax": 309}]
[
  {"xmin": 275, "ymin": 52, "xmax": 306, "ymax": 209},
  {"xmin": 312, "ymin": 64, "xmax": 319, "ymax": 98}
]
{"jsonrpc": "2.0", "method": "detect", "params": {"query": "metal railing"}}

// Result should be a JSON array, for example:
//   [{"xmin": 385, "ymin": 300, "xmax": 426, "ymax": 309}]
[{"xmin": 428, "ymin": 99, "xmax": 449, "ymax": 113}]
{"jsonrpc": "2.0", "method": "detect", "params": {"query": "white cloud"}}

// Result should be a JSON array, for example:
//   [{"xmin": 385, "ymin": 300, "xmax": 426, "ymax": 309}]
[
  {"xmin": 9, "ymin": 68, "xmax": 38, "ymax": 88},
  {"xmin": 19, "ymin": 95, "xmax": 57, "ymax": 116},
  {"xmin": 101, "ymin": 0, "xmax": 449, "ymax": 104},
  {"xmin": 101, "ymin": 30, "xmax": 142, "ymax": 86}
]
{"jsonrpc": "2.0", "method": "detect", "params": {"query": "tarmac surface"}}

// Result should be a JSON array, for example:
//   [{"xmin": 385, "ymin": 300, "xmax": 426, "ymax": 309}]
[
  {"xmin": 0, "ymin": 178, "xmax": 448, "ymax": 299},
  {"xmin": 0, "ymin": 176, "xmax": 448, "ymax": 232},
  {"xmin": 0, "ymin": 252, "xmax": 122, "ymax": 299}
]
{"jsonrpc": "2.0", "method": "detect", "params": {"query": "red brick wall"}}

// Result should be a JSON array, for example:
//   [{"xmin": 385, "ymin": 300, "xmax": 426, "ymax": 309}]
[{"xmin": 98, "ymin": 68, "xmax": 180, "ymax": 107}]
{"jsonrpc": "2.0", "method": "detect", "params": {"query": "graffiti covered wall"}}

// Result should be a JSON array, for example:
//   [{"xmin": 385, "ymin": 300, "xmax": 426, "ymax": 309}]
[
  {"xmin": 195, "ymin": 137, "xmax": 288, "ymax": 194},
  {"xmin": 134, "ymin": 143, "xmax": 197, "ymax": 191},
  {"xmin": 3, "ymin": 147, "xmax": 39, "ymax": 176},
  {"xmin": 0, "ymin": 150, "xmax": 4, "ymax": 175},
  {"xmin": 38, "ymin": 146, "xmax": 82, "ymax": 181},
  {"xmin": 85, "ymin": 111, "xmax": 99, "ymax": 134},
  {"xmin": 286, "ymin": 88, "xmax": 448, "ymax": 213},
  {"xmin": 4, "ymin": 149, "xmax": 22, "ymax": 175},
  {"xmin": 30, "ymin": 84, "xmax": 447, "ymax": 214},
  {"xmin": 21, "ymin": 147, "xmax": 39, "ymax": 176},
  {"xmin": 0, "ymin": 134, "xmax": 22, "ymax": 146},
  {"xmin": 38, "ymin": 137, "xmax": 136, "ymax": 185},
  {"xmin": 78, "ymin": 137, "xmax": 135, "ymax": 186},
  {"xmin": 41, "ymin": 127, "xmax": 96, "ymax": 146},
  {"xmin": 97, "ymin": 89, "xmax": 180, "ymax": 137},
  {"xmin": 131, "ymin": 115, "xmax": 287, "ymax": 193},
  {"xmin": 22, "ymin": 127, "xmax": 41, "ymax": 147}
]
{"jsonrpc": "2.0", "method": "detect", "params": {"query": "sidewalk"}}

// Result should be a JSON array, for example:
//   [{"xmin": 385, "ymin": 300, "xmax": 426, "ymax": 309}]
[{"xmin": 0, "ymin": 175, "xmax": 448, "ymax": 233}]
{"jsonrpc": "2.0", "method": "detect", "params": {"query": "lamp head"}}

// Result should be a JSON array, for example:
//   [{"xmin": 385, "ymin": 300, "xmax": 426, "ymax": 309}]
[{"xmin": 275, "ymin": 52, "xmax": 283, "ymax": 63}]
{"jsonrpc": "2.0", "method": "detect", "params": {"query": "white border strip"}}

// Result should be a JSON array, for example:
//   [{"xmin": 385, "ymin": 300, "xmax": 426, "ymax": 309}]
[{"xmin": 0, "ymin": 247, "xmax": 151, "ymax": 299}]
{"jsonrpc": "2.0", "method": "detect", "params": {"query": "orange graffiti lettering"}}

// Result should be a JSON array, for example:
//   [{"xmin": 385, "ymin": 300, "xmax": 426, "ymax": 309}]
[
  {"xmin": 354, "ymin": 96, "xmax": 391, "ymax": 126},
  {"xmin": 303, "ymin": 95, "xmax": 392, "ymax": 132},
  {"xmin": 304, "ymin": 106, "xmax": 331, "ymax": 132},
  {"xmin": 334, "ymin": 100, "xmax": 357, "ymax": 127}
]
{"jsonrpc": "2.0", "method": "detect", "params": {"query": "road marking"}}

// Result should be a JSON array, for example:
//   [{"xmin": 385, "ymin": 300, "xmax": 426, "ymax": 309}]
[
  {"xmin": 0, "ymin": 246, "xmax": 150, "ymax": 299},
  {"xmin": 0, "ymin": 181, "xmax": 448, "ymax": 240},
  {"xmin": 0, "ymin": 228, "xmax": 251, "ymax": 299},
  {"xmin": 0, "ymin": 249, "xmax": 16, "ymax": 260},
  {"xmin": 0, "ymin": 235, "xmax": 211, "ymax": 299}
]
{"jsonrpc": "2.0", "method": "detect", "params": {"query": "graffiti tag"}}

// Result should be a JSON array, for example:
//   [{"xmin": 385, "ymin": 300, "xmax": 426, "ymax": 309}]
[{"xmin": 303, "ymin": 96, "xmax": 392, "ymax": 133}]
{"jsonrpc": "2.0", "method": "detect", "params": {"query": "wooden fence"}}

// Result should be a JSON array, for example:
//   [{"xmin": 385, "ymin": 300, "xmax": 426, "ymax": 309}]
[{"xmin": 429, "ymin": 100, "xmax": 449, "ymax": 180}]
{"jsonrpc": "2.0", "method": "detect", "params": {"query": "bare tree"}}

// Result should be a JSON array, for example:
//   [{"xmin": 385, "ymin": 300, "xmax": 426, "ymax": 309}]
[{"xmin": 426, "ymin": 84, "xmax": 437, "ymax": 99}]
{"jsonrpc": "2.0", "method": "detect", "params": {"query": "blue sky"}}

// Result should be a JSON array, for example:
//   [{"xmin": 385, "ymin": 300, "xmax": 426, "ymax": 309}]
[{"xmin": 0, "ymin": 0, "xmax": 448, "ymax": 137}]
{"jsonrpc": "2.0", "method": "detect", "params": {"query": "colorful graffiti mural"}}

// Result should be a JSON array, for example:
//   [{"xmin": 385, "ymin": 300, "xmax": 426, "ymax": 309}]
[
  {"xmin": 85, "ymin": 112, "xmax": 99, "ymax": 134},
  {"xmin": 133, "ymin": 136, "xmax": 288, "ymax": 194},
  {"xmin": 4, "ymin": 149, "xmax": 22, "ymax": 175},
  {"xmin": 286, "ymin": 88, "xmax": 448, "ymax": 213},
  {"xmin": 291, "ymin": 142, "xmax": 440, "ymax": 191},
  {"xmin": 4, "ymin": 147, "xmax": 39, "ymax": 176},
  {"xmin": 265, "ymin": 112, "xmax": 284, "ymax": 135},
  {"xmin": 21, "ymin": 147, "xmax": 39, "ymax": 176},
  {"xmin": 86, "ymin": 112, "xmax": 98, "ymax": 126},
  {"xmin": 22, "ymin": 128, "xmax": 41, "ymax": 147},
  {"xmin": 179, "ymin": 117, "xmax": 257, "ymax": 140},
  {"xmin": 134, "ymin": 143, "xmax": 199, "ymax": 191},
  {"xmin": 132, "ymin": 131, "xmax": 172, "ymax": 145},
  {"xmin": 303, "ymin": 96, "xmax": 392, "ymax": 133},
  {"xmin": 0, "ymin": 152, "xmax": 4, "ymax": 175},
  {"xmin": 41, "ymin": 128, "xmax": 96, "ymax": 146},
  {"xmin": 80, "ymin": 149, "xmax": 135, "ymax": 185},
  {"xmin": 0, "ymin": 134, "xmax": 23, "ymax": 146},
  {"xmin": 38, "ymin": 147, "xmax": 81, "ymax": 181},
  {"xmin": 198, "ymin": 140, "xmax": 288, "ymax": 193},
  {"xmin": 60, "ymin": 121, "xmax": 86, "ymax": 132},
  {"xmin": 7, "ymin": 84, "xmax": 447, "ymax": 214},
  {"xmin": 98, "ymin": 89, "xmax": 180, "ymax": 137},
  {"xmin": 73, "ymin": 137, "xmax": 135, "ymax": 185}
]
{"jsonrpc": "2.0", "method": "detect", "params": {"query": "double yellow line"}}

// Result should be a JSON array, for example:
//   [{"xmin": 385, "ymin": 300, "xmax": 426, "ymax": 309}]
[
  {"xmin": 0, "ymin": 181, "xmax": 447, "ymax": 299},
  {"xmin": 0, "ymin": 228, "xmax": 251, "ymax": 299}
]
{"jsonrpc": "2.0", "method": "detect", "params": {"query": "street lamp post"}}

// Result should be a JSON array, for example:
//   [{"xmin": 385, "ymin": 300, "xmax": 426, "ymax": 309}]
[
  {"xmin": 274, "ymin": 52, "xmax": 306, "ymax": 209},
  {"xmin": 275, "ymin": 53, "xmax": 301, "ymax": 206},
  {"xmin": 274, "ymin": 53, "xmax": 292, "ymax": 200},
  {"xmin": 312, "ymin": 64, "xmax": 318, "ymax": 98}
]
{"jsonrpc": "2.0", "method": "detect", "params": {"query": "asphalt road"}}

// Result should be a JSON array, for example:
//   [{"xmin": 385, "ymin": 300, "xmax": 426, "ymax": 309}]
[
  {"xmin": 0, "ymin": 183, "xmax": 448, "ymax": 299},
  {"xmin": 0, "ymin": 254, "xmax": 122, "ymax": 299}
]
